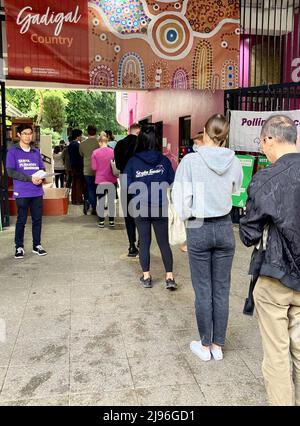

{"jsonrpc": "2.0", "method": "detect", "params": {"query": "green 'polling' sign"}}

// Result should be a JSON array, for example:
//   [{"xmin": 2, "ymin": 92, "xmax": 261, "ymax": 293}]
[{"xmin": 232, "ymin": 154, "xmax": 255, "ymax": 208}]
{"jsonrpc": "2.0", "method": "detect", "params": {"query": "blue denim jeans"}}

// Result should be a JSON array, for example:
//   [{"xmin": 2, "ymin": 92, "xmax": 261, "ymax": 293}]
[
  {"xmin": 84, "ymin": 175, "xmax": 97, "ymax": 212},
  {"xmin": 186, "ymin": 215, "xmax": 235, "ymax": 346}
]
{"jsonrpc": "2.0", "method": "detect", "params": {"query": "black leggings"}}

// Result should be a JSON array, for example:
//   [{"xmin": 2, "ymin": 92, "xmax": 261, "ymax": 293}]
[
  {"xmin": 135, "ymin": 216, "xmax": 173, "ymax": 273},
  {"xmin": 54, "ymin": 170, "xmax": 65, "ymax": 188}
]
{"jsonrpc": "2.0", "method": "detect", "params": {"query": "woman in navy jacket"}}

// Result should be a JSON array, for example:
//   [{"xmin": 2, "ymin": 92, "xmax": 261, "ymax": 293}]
[{"xmin": 124, "ymin": 126, "xmax": 177, "ymax": 290}]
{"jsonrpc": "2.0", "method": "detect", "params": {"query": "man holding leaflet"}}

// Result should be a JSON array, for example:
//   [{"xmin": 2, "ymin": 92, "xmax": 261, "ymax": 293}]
[{"xmin": 6, "ymin": 124, "xmax": 47, "ymax": 258}]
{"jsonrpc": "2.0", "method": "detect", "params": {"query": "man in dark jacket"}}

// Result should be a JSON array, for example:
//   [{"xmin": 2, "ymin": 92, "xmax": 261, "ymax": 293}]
[
  {"xmin": 239, "ymin": 115, "xmax": 300, "ymax": 406},
  {"xmin": 68, "ymin": 129, "xmax": 85, "ymax": 205},
  {"xmin": 114, "ymin": 123, "xmax": 141, "ymax": 256}
]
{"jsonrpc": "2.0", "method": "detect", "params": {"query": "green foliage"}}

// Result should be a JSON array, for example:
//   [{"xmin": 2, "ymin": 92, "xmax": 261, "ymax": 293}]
[
  {"xmin": 43, "ymin": 94, "xmax": 66, "ymax": 133},
  {"xmin": 41, "ymin": 127, "xmax": 61, "ymax": 145},
  {"xmin": 65, "ymin": 91, "xmax": 124, "ymax": 134},
  {"xmin": 6, "ymin": 88, "xmax": 37, "ymax": 116},
  {"xmin": 6, "ymin": 88, "xmax": 125, "ymax": 136}
]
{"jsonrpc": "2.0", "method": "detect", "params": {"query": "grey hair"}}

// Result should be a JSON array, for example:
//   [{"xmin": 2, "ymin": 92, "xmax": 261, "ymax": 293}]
[{"xmin": 261, "ymin": 115, "xmax": 297, "ymax": 145}]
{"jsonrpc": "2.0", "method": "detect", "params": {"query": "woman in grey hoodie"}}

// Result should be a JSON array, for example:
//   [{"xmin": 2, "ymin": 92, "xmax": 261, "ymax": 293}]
[{"xmin": 172, "ymin": 114, "xmax": 243, "ymax": 362}]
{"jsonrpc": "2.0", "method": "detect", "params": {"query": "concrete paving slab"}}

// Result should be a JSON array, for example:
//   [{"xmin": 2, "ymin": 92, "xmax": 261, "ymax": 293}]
[
  {"xmin": 70, "ymin": 359, "xmax": 134, "ymax": 394},
  {"xmin": 0, "ymin": 214, "xmax": 270, "ymax": 405},
  {"xmin": 124, "ymin": 331, "xmax": 180, "ymax": 359},
  {"xmin": 70, "ymin": 334, "xmax": 127, "ymax": 363},
  {"xmin": 10, "ymin": 337, "xmax": 69, "ymax": 367},
  {"xmin": 187, "ymin": 350, "xmax": 257, "ymax": 385},
  {"xmin": 129, "ymin": 354, "xmax": 196, "ymax": 389},
  {"xmin": 71, "ymin": 314, "xmax": 122, "ymax": 337},
  {"xmin": 18, "ymin": 314, "xmax": 70, "ymax": 341},
  {"xmin": 0, "ymin": 362, "xmax": 69, "ymax": 401},
  {"xmin": 69, "ymin": 389, "xmax": 138, "ymax": 406},
  {"xmin": 136, "ymin": 384, "xmax": 206, "ymax": 406},
  {"xmin": 0, "ymin": 396, "xmax": 69, "ymax": 406},
  {"xmin": 200, "ymin": 381, "xmax": 267, "ymax": 406}
]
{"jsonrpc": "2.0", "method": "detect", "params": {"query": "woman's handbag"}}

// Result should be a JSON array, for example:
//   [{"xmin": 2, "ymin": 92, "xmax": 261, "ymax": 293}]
[
  {"xmin": 167, "ymin": 189, "xmax": 186, "ymax": 246},
  {"xmin": 111, "ymin": 160, "xmax": 120, "ymax": 178}
]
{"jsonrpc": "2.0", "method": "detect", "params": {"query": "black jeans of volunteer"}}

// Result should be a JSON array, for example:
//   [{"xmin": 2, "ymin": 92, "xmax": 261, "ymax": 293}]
[
  {"xmin": 15, "ymin": 196, "xmax": 43, "ymax": 249},
  {"xmin": 135, "ymin": 212, "xmax": 173, "ymax": 273},
  {"xmin": 96, "ymin": 183, "xmax": 117, "ymax": 221},
  {"xmin": 186, "ymin": 215, "xmax": 235, "ymax": 347}
]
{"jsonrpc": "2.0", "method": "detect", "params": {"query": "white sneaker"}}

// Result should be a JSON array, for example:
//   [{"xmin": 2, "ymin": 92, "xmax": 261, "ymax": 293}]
[
  {"xmin": 210, "ymin": 345, "xmax": 223, "ymax": 361},
  {"xmin": 190, "ymin": 340, "xmax": 211, "ymax": 361}
]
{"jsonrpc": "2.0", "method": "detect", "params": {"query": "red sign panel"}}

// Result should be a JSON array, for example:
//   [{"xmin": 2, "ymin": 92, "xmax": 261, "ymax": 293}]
[{"xmin": 5, "ymin": 0, "xmax": 89, "ymax": 84}]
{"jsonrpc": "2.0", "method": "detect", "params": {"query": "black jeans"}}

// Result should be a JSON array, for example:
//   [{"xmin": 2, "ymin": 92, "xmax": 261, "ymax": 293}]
[
  {"xmin": 54, "ymin": 170, "xmax": 65, "ymax": 188},
  {"xmin": 186, "ymin": 215, "xmax": 235, "ymax": 346},
  {"xmin": 15, "ymin": 196, "xmax": 43, "ymax": 248},
  {"xmin": 135, "ymin": 215, "xmax": 173, "ymax": 273}
]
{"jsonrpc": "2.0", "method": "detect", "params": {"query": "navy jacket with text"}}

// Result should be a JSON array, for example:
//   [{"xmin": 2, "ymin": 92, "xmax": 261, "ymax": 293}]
[{"xmin": 124, "ymin": 150, "xmax": 175, "ymax": 210}]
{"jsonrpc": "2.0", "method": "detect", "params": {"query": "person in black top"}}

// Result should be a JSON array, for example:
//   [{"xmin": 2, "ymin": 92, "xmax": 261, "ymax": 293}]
[
  {"xmin": 68, "ymin": 129, "xmax": 85, "ymax": 205},
  {"xmin": 114, "ymin": 123, "xmax": 141, "ymax": 256}
]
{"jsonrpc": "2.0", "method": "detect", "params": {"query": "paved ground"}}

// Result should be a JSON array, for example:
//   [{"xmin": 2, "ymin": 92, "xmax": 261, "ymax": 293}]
[{"xmin": 0, "ymin": 205, "xmax": 267, "ymax": 406}]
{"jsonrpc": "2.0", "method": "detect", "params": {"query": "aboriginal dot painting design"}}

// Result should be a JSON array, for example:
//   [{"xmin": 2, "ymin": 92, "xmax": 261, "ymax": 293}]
[
  {"xmin": 118, "ymin": 52, "xmax": 145, "ymax": 88},
  {"xmin": 221, "ymin": 60, "xmax": 238, "ymax": 89},
  {"xmin": 88, "ymin": 1, "xmax": 240, "ymax": 90},
  {"xmin": 150, "ymin": 13, "xmax": 192, "ymax": 59},
  {"xmin": 186, "ymin": 0, "xmax": 239, "ymax": 33},
  {"xmin": 172, "ymin": 68, "xmax": 189, "ymax": 89},
  {"xmin": 147, "ymin": 60, "xmax": 170, "ymax": 89},
  {"xmin": 145, "ymin": 0, "xmax": 184, "ymax": 15},
  {"xmin": 211, "ymin": 74, "xmax": 221, "ymax": 91},
  {"xmin": 90, "ymin": 65, "xmax": 115, "ymax": 87},
  {"xmin": 192, "ymin": 40, "xmax": 213, "ymax": 90},
  {"xmin": 90, "ymin": 0, "xmax": 150, "ymax": 34}
]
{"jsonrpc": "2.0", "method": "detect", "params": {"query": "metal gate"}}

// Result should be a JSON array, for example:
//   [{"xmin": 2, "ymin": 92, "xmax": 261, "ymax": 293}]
[{"xmin": 225, "ymin": 81, "xmax": 300, "ymax": 113}]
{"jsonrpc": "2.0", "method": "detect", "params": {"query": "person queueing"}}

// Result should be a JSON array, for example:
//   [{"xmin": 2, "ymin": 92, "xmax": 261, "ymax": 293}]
[
  {"xmin": 173, "ymin": 114, "xmax": 243, "ymax": 361},
  {"xmin": 68, "ymin": 129, "xmax": 85, "ymax": 205},
  {"xmin": 91, "ymin": 135, "xmax": 117, "ymax": 228},
  {"xmin": 240, "ymin": 115, "xmax": 300, "ymax": 406},
  {"xmin": 124, "ymin": 126, "xmax": 177, "ymax": 290},
  {"xmin": 79, "ymin": 125, "xmax": 99, "ymax": 215},
  {"xmin": 53, "ymin": 145, "xmax": 65, "ymax": 188},
  {"xmin": 6, "ymin": 124, "xmax": 47, "ymax": 258},
  {"xmin": 114, "ymin": 123, "xmax": 141, "ymax": 257}
]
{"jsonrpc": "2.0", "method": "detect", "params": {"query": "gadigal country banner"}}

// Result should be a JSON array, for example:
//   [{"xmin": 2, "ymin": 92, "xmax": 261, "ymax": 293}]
[
  {"xmin": 5, "ymin": 1, "xmax": 240, "ymax": 89},
  {"xmin": 5, "ymin": 0, "xmax": 89, "ymax": 84},
  {"xmin": 229, "ymin": 110, "xmax": 300, "ymax": 153}
]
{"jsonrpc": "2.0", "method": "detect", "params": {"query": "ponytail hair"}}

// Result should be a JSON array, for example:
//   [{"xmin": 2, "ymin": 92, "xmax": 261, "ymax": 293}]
[{"xmin": 204, "ymin": 114, "xmax": 229, "ymax": 146}]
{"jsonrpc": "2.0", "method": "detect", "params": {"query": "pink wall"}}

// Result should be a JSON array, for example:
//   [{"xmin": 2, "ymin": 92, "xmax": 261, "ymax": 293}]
[
  {"xmin": 239, "ymin": 37, "xmax": 250, "ymax": 88},
  {"xmin": 127, "ymin": 89, "xmax": 224, "ymax": 169}
]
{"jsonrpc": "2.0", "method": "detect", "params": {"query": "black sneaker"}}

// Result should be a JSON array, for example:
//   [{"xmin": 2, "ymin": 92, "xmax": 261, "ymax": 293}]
[
  {"xmin": 32, "ymin": 245, "xmax": 47, "ymax": 256},
  {"xmin": 140, "ymin": 276, "xmax": 152, "ymax": 288},
  {"xmin": 128, "ymin": 246, "xmax": 139, "ymax": 257},
  {"xmin": 165, "ymin": 278, "xmax": 177, "ymax": 291},
  {"xmin": 15, "ymin": 247, "xmax": 25, "ymax": 259},
  {"xmin": 109, "ymin": 221, "xmax": 115, "ymax": 227},
  {"xmin": 98, "ymin": 221, "xmax": 105, "ymax": 228}
]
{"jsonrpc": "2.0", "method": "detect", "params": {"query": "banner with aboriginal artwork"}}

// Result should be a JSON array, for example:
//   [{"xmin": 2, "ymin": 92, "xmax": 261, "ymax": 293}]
[{"xmin": 6, "ymin": 1, "xmax": 240, "ymax": 90}]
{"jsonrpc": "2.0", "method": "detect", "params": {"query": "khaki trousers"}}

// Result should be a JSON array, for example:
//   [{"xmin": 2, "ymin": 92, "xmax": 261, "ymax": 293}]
[{"xmin": 253, "ymin": 276, "xmax": 300, "ymax": 406}]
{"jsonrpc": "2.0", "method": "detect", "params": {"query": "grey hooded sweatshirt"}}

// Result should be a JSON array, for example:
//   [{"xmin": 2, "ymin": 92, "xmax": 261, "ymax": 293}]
[{"xmin": 172, "ymin": 146, "xmax": 243, "ymax": 220}]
